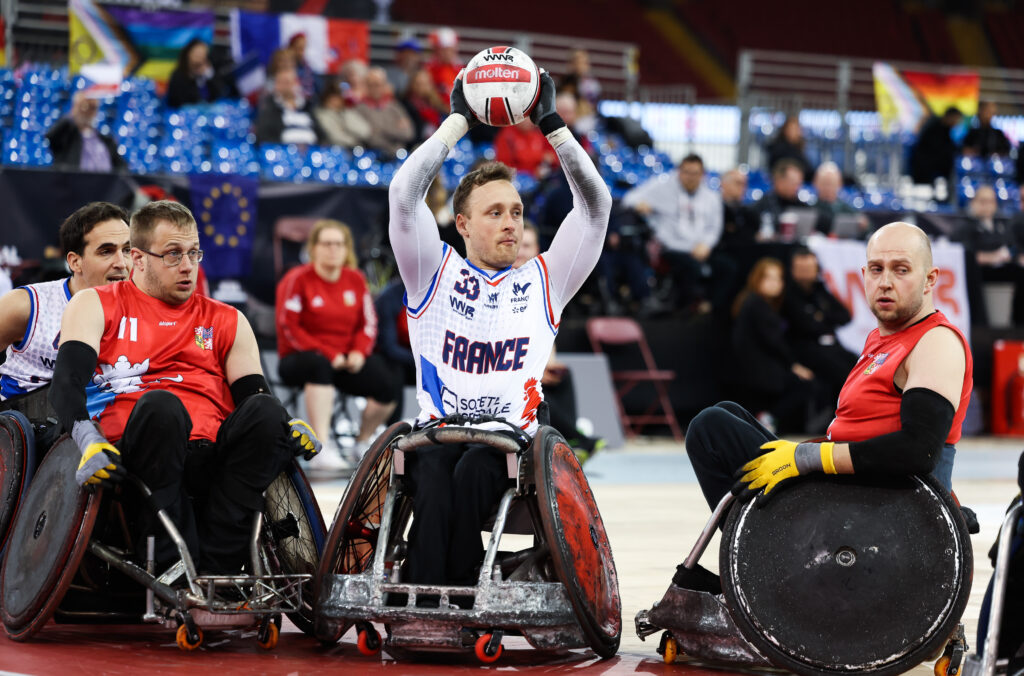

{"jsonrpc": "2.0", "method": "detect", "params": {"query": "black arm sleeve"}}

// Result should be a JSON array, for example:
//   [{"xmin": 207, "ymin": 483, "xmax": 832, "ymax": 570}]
[
  {"xmin": 847, "ymin": 387, "xmax": 956, "ymax": 475},
  {"xmin": 229, "ymin": 373, "xmax": 275, "ymax": 408},
  {"xmin": 48, "ymin": 340, "xmax": 98, "ymax": 433}
]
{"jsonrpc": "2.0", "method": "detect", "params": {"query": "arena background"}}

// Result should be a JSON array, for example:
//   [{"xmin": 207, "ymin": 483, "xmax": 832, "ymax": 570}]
[{"xmin": 0, "ymin": 0, "xmax": 1022, "ymax": 673}]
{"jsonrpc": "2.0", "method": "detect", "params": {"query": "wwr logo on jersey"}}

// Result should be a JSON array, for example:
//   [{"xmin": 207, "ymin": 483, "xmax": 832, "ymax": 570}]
[{"xmin": 449, "ymin": 295, "xmax": 475, "ymax": 319}]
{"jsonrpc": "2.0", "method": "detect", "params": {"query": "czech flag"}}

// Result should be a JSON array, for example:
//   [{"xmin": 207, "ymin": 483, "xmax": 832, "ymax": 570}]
[{"xmin": 230, "ymin": 9, "xmax": 369, "ymax": 76}]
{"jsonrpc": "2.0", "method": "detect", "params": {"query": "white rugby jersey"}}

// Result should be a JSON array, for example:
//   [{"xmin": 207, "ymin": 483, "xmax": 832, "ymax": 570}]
[
  {"xmin": 406, "ymin": 244, "xmax": 559, "ymax": 431},
  {"xmin": 389, "ymin": 116, "xmax": 611, "ymax": 435},
  {"xmin": 0, "ymin": 277, "xmax": 71, "ymax": 399}
]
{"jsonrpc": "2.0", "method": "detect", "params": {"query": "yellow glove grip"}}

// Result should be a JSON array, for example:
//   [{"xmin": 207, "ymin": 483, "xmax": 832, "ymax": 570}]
[{"xmin": 820, "ymin": 442, "xmax": 837, "ymax": 474}]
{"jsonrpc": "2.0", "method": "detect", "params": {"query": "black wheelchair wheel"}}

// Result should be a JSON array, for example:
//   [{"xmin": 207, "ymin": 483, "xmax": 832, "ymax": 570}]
[
  {"xmin": 0, "ymin": 411, "xmax": 36, "ymax": 557},
  {"xmin": 533, "ymin": 426, "xmax": 622, "ymax": 658},
  {"xmin": 720, "ymin": 473, "xmax": 973, "ymax": 676},
  {"xmin": 314, "ymin": 421, "xmax": 410, "ymax": 643},
  {"xmin": 1, "ymin": 436, "xmax": 100, "ymax": 640},
  {"xmin": 261, "ymin": 460, "xmax": 327, "ymax": 636}
]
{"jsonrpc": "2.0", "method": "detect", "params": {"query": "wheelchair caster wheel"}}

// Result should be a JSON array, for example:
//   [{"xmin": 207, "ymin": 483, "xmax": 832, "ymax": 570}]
[
  {"xmin": 356, "ymin": 625, "xmax": 381, "ymax": 656},
  {"xmin": 175, "ymin": 623, "xmax": 203, "ymax": 651},
  {"xmin": 935, "ymin": 656, "xmax": 962, "ymax": 676},
  {"xmin": 257, "ymin": 620, "xmax": 279, "ymax": 650},
  {"xmin": 661, "ymin": 634, "xmax": 679, "ymax": 664},
  {"xmin": 475, "ymin": 633, "xmax": 503, "ymax": 663}
]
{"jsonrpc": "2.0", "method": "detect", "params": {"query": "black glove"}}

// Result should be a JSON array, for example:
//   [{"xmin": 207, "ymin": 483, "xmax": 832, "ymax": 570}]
[
  {"xmin": 288, "ymin": 418, "xmax": 322, "ymax": 461},
  {"xmin": 449, "ymin": 71, "xmax": 479, "ymax": 128},
  {"xmin": 529, "ymin": 70, "xmax": 564, "ymax": 135}
]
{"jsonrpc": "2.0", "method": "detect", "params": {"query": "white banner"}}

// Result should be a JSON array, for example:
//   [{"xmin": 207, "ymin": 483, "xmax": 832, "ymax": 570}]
[{"xmin": 808, "ymin": 236, "xmax": 970, "ymax": 355}]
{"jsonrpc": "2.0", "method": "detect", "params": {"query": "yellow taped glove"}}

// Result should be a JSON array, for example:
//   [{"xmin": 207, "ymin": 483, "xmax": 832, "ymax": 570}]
[
  {"xmin": 288, "ymin": 418, "xmax": 321, "ymax": 460},
  {"xmin": 72, "ymin": 420, "xmax": 126, "ymax": 489},
  {"xmin": 733, "ymin": 439, "xmax": 836, "ymax": 504}
]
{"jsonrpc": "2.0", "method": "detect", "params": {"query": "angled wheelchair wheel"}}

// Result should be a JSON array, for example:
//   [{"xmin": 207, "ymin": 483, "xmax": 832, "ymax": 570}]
[
  {"xmin": 0, "ymin": 410, "xmax": 37, "ymax": 557},
  {"xmin": 261, "ymin": 460, "xmax": 327, "ymax": 636},
  {"xmin": 721, "ymin": 473, "xmax": 972, "ymax": 676},
  {"xmin": 1, "ymin": 436, "xmax": 100, "ymax": 640},
  {"xmin": 314, "ymin": 421, "xmax": 410, "ymax": 643},
  {"xmin": 533, "ymin": 426, "xmax": 622, "ymax": 658}
]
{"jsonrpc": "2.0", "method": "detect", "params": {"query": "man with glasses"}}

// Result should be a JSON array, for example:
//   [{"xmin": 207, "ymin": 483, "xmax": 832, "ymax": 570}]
[{"xmin": 48, "ymin": 200, "xmax": 322, "ymax": 575}]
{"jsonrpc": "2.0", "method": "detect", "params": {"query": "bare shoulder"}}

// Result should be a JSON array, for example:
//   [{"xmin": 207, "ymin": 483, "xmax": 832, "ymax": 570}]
[{"xmin": 903, "ymin": 324, "xmax": 967, "ymax": 408}]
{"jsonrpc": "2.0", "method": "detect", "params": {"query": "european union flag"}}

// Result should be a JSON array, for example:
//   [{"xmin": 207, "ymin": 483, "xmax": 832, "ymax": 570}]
[{"xmin": 188, "ymin": 173, "xmax": 258, "ymax": 280}]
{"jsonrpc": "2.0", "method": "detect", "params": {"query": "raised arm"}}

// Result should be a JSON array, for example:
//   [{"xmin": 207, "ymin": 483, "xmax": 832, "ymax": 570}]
[
  {"xmin": 389, "ymin": 94, "xmax": 470, "ymax": 305},
  {"xmin": 536, "ymin": 74, "xmax": 612, "ymax": 310}
]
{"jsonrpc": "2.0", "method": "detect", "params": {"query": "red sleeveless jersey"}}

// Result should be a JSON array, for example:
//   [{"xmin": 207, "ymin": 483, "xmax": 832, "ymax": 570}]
[
  {"xmin": 88, "ymin": 281, "xmax": 238, "ymax": 442},
  {"xmin": 827, "ymin": 311, "xmax": 973, "ymax": 444}
]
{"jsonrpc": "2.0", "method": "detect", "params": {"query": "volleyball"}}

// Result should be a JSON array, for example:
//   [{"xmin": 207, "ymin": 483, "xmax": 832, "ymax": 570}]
[{"xmin": 462, "ymin": 46, "xmax": 541, "ymax": 127}]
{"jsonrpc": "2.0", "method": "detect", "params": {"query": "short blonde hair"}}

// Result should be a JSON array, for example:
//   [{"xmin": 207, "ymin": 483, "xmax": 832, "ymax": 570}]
[{"xmin": 307, "ymin": 219, "xmax": 357, "ymax": 269}]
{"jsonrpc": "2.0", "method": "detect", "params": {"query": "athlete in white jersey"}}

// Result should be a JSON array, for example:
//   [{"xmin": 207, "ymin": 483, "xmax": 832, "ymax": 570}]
[
  {"xmin": 0, "ymin": 202, "xmax": 131, "ymax": 403},
  {"xmin": 389, "ymin": 70, "xmax": 610, "ymax": 586}
]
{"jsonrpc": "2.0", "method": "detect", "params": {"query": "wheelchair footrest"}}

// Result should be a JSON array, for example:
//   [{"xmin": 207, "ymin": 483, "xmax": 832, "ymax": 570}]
[
  {"xmin": 192, "ymin": 573, "xmax": 311, "ymax": 614},
  {"xmin": 644, "ymin": 584, "xmax": 771, "ymax": 667}
]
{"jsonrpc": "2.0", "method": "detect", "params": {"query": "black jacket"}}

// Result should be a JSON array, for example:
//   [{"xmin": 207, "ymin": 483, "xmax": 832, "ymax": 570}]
[{"xmin": 45, "ymin": 117, "xmax": 125, "ymax": 170}]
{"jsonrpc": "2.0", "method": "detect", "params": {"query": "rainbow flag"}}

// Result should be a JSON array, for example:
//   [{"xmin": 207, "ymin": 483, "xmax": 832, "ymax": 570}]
[
  {"xmin": 872, "ymin": 62, "xmax": 924, "ymax": 134},
  {"xmin": 901, "ymin": 70, "xmax": 979, "ymax": 118},
  {"xmin": 68, "ymin": 0, "xmax": 214, "ymax": 87}
]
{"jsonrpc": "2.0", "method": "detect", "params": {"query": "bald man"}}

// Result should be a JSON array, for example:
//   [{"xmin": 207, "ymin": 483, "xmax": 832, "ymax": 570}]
[{"xmin": 675, "ymin": 222, "xmax": 973, "ymax": 589}]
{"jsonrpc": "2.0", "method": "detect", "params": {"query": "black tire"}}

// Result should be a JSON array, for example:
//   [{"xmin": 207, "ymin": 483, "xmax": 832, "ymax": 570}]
[
  {"xmin": 0, "ymin": 411, "xmax": 35, "ymax": 557},
  {"xmin": 1, "ymin": 436, "xmax": 100, "ymax": 640},
  {"xmin": 314, "ymin": 421, "xmax": 410, "ymax": 643},
  {"xmin": 260, "ymin": 460, "xmax": 327, "ymax": 636},
  {"xmin": 720, "ymin": 473, "xmax": 973, "ymax": 676},
  {"xmin": 533, "ymin": 426, "xmax": 621, "ymax": 658}
]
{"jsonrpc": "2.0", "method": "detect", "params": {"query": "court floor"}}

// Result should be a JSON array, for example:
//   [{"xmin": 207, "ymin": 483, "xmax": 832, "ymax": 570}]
[{"xmin": 1, "ymin": 436, "xmax": 1020, "ymax": 675}]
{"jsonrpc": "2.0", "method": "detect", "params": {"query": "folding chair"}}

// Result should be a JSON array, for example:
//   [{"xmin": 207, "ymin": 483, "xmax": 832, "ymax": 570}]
[
  {"xmin": 273, "ymin": 217, "xmax": 320, "ymax": 280},
  {"xmin": 585, "ymin": 317, "xmax": 682, "ymax": 440}
]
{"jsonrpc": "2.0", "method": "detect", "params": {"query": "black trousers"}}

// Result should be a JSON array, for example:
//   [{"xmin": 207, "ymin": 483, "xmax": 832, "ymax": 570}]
[
  {"xmin": 686, "ymin": 400, "xmax": 957, "ymax": 510},
  {"xmin": 543, "ymin": 371, "xmax": 579, "ymax": 440},
  {"xmin": 404, "ymin": 443, "xmax": 510, "ymax": 586},
  {"xmin": 279, "ymin": 350, "xmax": 399, "ymax": 404},
  {"xmin": 660, "ymin": 249, "xmax": 737, "ymax": 312},
  {"xmin": 119, "ymin": 390, "xmax": 294, "ymax": 573}
]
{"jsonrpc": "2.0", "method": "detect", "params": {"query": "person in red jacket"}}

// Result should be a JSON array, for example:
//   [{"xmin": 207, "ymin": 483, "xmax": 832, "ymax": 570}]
[
  {"xmin": 493, "ymin": 119, "xmax": 558, "ymax": 178},
  {"xmin": 276, "ymin": 219, "xmax": 398, "ymax": 469}
]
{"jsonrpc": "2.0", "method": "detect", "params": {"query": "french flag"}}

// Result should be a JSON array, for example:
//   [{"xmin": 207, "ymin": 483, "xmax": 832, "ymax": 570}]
[{"xmin": 229, "ymin": 9, "xmax": 369, "ymax": 76}]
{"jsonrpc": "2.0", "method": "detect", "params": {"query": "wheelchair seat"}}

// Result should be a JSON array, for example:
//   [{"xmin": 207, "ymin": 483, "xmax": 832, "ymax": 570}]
[
  {"xmin": 314, "ymin": 417, "xmax": 622, "ymax": 662},
  {"xmin": 636, "ymin": 473, "xmax": 973, "ymax": 675}
]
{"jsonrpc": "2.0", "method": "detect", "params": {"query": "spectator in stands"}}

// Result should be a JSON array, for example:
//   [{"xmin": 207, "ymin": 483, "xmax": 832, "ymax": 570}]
[
  {"xmin": 751, "ymin": 158, "xmax": 806, "ymax": 241},
  {"xmin": 255, "ymin": 67, "xmax": 323, "ymax": 146},
  {"xmin": 766, "ymin": 115, "xmax": 811, "ymax": 178},
  {"xmin": 356, "ymin": 67, "xmax": 415, "ymax": 158},
  {"xmin": 314, "ymin": 82, "xmax": 372, "ymax": 149},
  {"xmin": 622, "ymin": 153, "xmax": 735, "ymax": 314},
  {"xmin": 812, "ymin": 162, "xmax": 862, "ymax": 236},
  {"xmin": 275, "ymin": 219, "xmax": 399, "ymax": 469},
  {"xmin": 910, "ymin": 106, "xmax": 963, "ymax": 185},
  {"xmin": 374, "ymin": 277, "xmax": 415, "ymax": 425},
  {"xmin": 340, "ymin": 58, "xmax": 369, "ymax": 103},
  {"xmin": 267, "ymin": 48, "xmax": 296, "ymax": 79},
  {"xmin": 731, "ymin": 257, "xmax": 816, "ymax": 433},
  {"xmin": 385, "ymin": 35, "xmax": 422, "ymax": 98},
  {"xmin": 555, "ymin": 91, "xmax": 592, "ymax": 151},
  {"xmin": 781, "ymin": 247, "xmax": 856, "ymax": 421},
  {"xmin": 719, "ymin": 168, "xmax": 756, "ymax": 249},
  {"xmin": 493, "ymin": 119, "xmax": 558, "ymax": 178},
  {"xmin": 559, "ymin": 49, "xmax": 601, "ymax": 136},
  {"xmin": 962, "ymin": 101, "xmax": 1010, "ymax": 158},
  {"xmin": 166, "ymin": 38, "xmax": 227, "ymax": 108},
  {"xmin": 47, "ymin": 90, "xmax": 124, "ymax": 172},
  {"xmin": 956, "ymin": 184, "xmax": 1024, "ymax": 325},
  {"xmin": 287, "ymin": 33, "xmax": 318, "ymax": 100},
  {"xmin": 425, "ymin": 27, "xmax": 461, "ymax": 100},
  {"xmin": 401, "ymin": 68, "xmax": 447, "ymax": 144}
]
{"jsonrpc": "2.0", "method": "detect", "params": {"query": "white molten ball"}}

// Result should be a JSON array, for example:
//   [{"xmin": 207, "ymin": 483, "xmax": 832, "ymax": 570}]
[{"xmin": 462, "ymin": 46, "xmax": 541, "ymax": 127}]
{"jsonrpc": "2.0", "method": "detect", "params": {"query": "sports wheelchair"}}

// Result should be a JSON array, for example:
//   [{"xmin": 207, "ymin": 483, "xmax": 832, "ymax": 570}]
[
  {"xmin": 313, "ymin": 413, "xmax": 621, "ymax": 663},
  {"xmin": 0, "ymin": 434, "xmax": 326, "ymax": 650},
  {"xmin": 963, "ymin": 489, "xmax": 1023, "ymax": 676},
  {"xmin": 636, "ymin": 473, "xmax": 973, "ymax": 676}
]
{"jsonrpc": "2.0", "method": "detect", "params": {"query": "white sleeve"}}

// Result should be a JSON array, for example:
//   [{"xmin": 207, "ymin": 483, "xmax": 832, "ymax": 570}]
[
  {"xmin": 388, "ymin": 117, "xmax": 466, "ymax": 306},
  {"xmin": 540, "ymin": 129, "xmax": 612, "ymax": 312}
]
